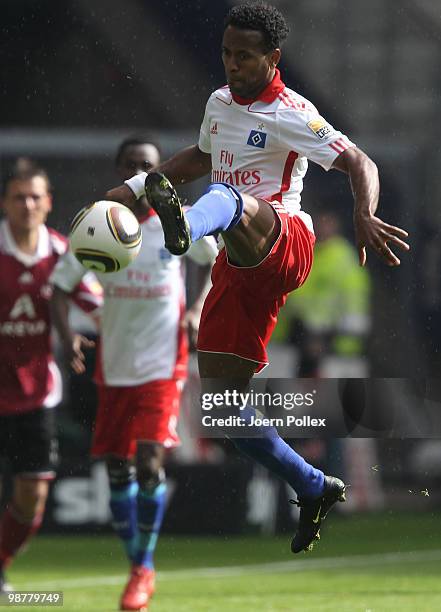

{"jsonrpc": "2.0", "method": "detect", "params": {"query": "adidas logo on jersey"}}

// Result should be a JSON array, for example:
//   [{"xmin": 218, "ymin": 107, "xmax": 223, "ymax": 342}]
[
  {"xmin": 18, "ymin": 271, "xmax": 33, "ymax": 284},
  {"xmin": 210, "ymin": 122, "xmax": 218, "ymax": 135}
]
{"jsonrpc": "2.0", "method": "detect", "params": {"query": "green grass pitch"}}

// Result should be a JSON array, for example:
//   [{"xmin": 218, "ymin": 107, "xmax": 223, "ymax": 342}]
[{"xmin": 6, "ymin": 513, "xmax": 441, "ymax": 611}]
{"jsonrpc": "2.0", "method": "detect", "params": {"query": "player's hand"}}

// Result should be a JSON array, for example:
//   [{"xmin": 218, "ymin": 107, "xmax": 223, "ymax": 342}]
[
  {"xmin": 105, "ymin": 184, "xmax": 137, "ymax": 208},
  {"xmin": 181, "ymin": 308, "xmax": 201, "ymax": 351},
  {"xmin": 63, "ymin": 334, "xmax": 95, "ymax": 374},
  {"xmin": 354, "ymin": 213, "xmax": 409, "ymax": 267}
]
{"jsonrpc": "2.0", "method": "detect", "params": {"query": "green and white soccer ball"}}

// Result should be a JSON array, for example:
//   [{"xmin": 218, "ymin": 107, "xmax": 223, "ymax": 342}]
[{"xmin": 69, "ymin": 200, "xmax": 142, "ymax": 273}]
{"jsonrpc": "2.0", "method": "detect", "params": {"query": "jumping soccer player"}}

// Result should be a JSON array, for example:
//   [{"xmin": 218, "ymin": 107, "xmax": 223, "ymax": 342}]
[
  {"xmin": 51, "ymin": 137, "xmax": 216, "ymax": 611},
  {"xmin": 0, "ymin": 159, "xmax": 100, "ymax": 593},
  {"xmin": 106, "ymin": 3, "xmax": 410, "ymax": 554}
]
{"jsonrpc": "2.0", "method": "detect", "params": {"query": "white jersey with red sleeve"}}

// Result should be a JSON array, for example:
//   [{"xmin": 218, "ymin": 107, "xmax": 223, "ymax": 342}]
[
  {"xmin": 198, "ymin": 69, "xmax": 356, "ymax": 231},
  {"xmin": 0, "ymin": 219, "xmax": 102, "ymax": 416},
  {"xmin": 51, "ymin": 210, "xmax": 217, "ymax": 387}
]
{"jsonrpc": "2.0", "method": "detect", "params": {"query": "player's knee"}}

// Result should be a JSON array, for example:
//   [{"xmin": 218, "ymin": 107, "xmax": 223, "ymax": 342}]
[
  {"xmin": 137, "ymin": 463, "xmax": 165, "ymax": 493},
  {"xmin": 14, "ymin": 478, "xmax": 49, "ymax": 520},
  {"xmin": 106, "ymin": 457, "xmax": 136, "ymax": 487},
  {"xmin": 209, "ymin": 183, "xmax": 244, "ymax": 229}
]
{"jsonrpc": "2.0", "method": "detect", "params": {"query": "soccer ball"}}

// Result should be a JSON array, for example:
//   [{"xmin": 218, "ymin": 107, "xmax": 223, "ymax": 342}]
[{"xmin": 69, "ymin": 201, "xmax": 142, "ymax": 273}]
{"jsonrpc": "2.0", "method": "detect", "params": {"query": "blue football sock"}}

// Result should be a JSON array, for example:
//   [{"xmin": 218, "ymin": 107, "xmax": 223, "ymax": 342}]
[
  {"xmin": 133, "ymin": 482, "xmax": 167, "ymax": 570},
  {"xmin": 186, "ymin": 183, "xmax": 243, "ymax": 242},
  {"xmin": 109, "ymin": 481, "xmax": 139, "ymax": 562},
  {"xmin": 231, "ymin": 407, "xmax": 324, "ymax": 499}
]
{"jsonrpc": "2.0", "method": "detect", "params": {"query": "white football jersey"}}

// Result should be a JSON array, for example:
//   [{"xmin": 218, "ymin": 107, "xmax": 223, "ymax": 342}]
[
  {"xmin": 198, "ymin": 69, "xmax": 355, "ymax": 231},
  {"xmin": 51, "ymin": 212, "xmax": 217, "ymax": 386}
]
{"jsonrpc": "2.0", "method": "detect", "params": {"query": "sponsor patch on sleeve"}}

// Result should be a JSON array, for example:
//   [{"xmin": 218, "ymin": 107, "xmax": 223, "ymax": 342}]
[{"xmin": 307, "ymin": 117, "xmax": 334, "ymax": 140}]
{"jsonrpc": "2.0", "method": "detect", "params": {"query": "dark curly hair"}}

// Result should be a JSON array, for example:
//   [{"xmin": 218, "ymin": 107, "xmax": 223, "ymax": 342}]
[
  {"xmin": 224, "ymin": 2, "xmax": 289, "ymax": 52},
  {"xmin": 115, "ymin": 135, "xmax": 161, "ymax": 167}
]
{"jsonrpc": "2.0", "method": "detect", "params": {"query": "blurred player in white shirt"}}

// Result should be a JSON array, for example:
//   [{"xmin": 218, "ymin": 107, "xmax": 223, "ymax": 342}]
[
  {"xmin": 51, "ymin": 137, "xmax": 216, "ymax": 611},
  {"xmin": 0, "ymin": 160, "xmax": 100, "ymax": 594},
  {"xmin": 107, "ymin": 3, "xmax": 409, "ymax": 559}
]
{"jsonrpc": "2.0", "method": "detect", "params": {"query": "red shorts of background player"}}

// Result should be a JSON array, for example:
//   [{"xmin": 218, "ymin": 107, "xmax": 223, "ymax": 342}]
[
  {"xmin": 197, "ymin": 209, "xmax": 315, "ymax": 372},
  {"xmin": 91, "ymin": 378, "xmax": 182, "ymax": 459}
]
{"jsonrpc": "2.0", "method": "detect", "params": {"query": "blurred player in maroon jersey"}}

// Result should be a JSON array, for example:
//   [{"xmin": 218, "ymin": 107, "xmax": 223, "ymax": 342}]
[{"xmin": 0, "ymin": 159, "xmax": 101, "ymax": 593}]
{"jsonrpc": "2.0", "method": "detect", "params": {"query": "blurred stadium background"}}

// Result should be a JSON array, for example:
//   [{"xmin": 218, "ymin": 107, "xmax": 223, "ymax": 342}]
[{"xmin": 1, "ymin": 0, "xmax": 441, "ymax": 609}]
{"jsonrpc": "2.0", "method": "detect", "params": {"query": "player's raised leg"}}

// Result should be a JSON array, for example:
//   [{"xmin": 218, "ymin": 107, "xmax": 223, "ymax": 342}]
[{"xmin": 144, "ymin": 172, "xmax": 279, "ymax": 266}]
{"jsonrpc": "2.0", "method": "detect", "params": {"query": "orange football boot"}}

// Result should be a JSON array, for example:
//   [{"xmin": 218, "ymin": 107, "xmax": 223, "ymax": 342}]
[{"xmin": 120, "ymin": 565, "xmax": 156, "ymax": 611}]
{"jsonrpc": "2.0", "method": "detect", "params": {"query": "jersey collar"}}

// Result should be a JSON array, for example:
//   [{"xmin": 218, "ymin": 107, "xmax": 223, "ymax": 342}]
[
  {"xmin": 1, "ymin": 220, "xmax": 50, "ymax": 267},
  {"xmin": 230, "ymin": 68, "xmax": 285, "ymax": 105}
]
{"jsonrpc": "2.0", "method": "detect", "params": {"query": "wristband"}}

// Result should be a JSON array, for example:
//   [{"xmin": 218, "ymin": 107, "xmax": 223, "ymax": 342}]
[{"xmin": 124, "ymin": 172, "xmax": 148, "ymax": 199}]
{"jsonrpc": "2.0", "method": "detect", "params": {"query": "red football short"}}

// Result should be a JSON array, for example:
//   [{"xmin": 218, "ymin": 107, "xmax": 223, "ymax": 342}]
[
  {"xmin": 197, "ymin": 209, "xmax": 315, "ymax": 372},
  {"xmin": 91, "ymin": 378, "xmax": 182, "ymax": 459}
]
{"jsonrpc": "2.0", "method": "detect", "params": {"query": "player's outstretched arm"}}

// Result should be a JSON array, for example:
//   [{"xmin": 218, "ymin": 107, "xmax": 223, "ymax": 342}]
[
  {"xmin": 155, "ymin": 145, "xmax": 212, "ymax": 185},
  {"xmin": 106, "ymin": 145, "xmax": 211, "ymax": 205},
  {"xmin": 332, "ymin": 147, "xmax": 409, "ymax": 267}
]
